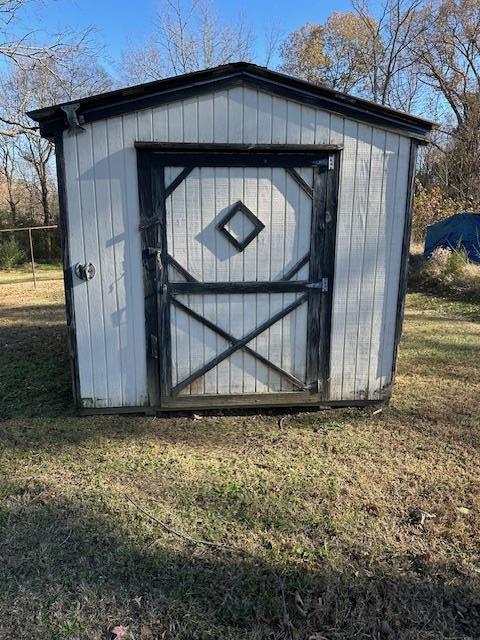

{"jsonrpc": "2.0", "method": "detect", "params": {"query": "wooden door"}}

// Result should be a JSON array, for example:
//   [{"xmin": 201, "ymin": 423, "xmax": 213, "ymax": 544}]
[{"xmin": 137, "ymin": 146, "xmax": 339, "ymax": 409}]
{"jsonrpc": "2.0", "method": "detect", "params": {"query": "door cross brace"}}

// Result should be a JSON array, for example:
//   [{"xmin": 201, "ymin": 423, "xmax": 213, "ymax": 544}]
[
  {"xmin": 170, "ymin": 293, "xmax": 309, "ymax": 396},
  {"xmin": 171, "ymin": 296, "xmax": 309, "ymax": 392}
]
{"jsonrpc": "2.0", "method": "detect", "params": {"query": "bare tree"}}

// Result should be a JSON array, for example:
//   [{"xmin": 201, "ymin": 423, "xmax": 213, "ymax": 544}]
[
  {"xmin": 0, "ymin": 135, "xmax": 20, "ymax": 224},
  {"xmin": 0, "ymin": 0, "xmax": 96, "ymax": 135},
  {"xmin": 280, "ymin": 0, "xmax": 428, "ymax": 109},
  {"xmin": 0, "ymin": 46, "xmax": 112, "ymax": 256},
  {"xmin": 414, "ymin": 0, "xmax": 480, "ymax": 205},
  {"xmin": 122, "ymin": 0, "xmax": 254, "ymax": 83},
  {"xmin": 351, "ymin": 0, "xmax": 428, "ymax": 108},
  {"xmin": 263, "ymin": 22, "xmax": 284, "ymax": 69},
  {"xmin": 122, "ymin": 37, "xmax": 167, "ymax": 84},
  {"xmin": 417, "ymin": 0, "xmax": 480, "ymax": 127}
]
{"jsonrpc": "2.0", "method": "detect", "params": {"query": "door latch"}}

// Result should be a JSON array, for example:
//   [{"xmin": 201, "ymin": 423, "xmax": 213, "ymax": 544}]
[
  {"xmin": 306, "ymin": 278, "xmax": 328, "ymax": 292},
  {"xmin": 74, "ymin": 262, "xmax": 95, "ymax": 281}
]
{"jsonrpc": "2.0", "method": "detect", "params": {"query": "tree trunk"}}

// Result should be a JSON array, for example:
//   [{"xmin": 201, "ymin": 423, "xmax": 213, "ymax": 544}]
[
  {"xmin": 6, "ymin": 176, "xmax": 18, "ymax": 226},
  {"xmin": 40, "ymin": 172, "xmax": 52, "ymax": 261}
]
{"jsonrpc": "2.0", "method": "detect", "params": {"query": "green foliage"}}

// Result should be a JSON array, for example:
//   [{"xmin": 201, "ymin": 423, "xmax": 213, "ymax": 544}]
[
  {"xmin": 0, "ymin": 236, "xmax": 26, "ymax": 270},
  {"xmin": 446, "ymin": 245, "xmax": 468, "ymax": 277}
]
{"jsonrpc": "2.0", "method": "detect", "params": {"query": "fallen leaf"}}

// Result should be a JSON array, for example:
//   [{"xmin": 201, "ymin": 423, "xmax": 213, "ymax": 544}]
[
  {"xmin": 111, "ymin": 625, "xmax": 129, "ymax": 640},
  {"xmin": 140, "ymin": 625, "xmax": 154, "ymax": 638},
  {"xmin": 457, "ymin": 506, "xmax": 470, "ymax": 515},
  {"xmin": 365, "ymin": 501, "xmax": 380, "ymax": 515},
  {"xmin": 409, "ymin": 508, "xmax": 436, "ymax": 526},
  {"xmin": 191, "ymin": 413, "xmax": 201, "ymax": 421},
  {"xmin": 308, "ymin": 634, "xmax": 330, "ymax": 640}
]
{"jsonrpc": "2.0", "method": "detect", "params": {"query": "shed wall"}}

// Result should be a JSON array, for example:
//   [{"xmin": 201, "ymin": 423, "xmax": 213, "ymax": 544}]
[{"xmin": 62, "ymin": 84, "xmax": 411, "ymax": 408}]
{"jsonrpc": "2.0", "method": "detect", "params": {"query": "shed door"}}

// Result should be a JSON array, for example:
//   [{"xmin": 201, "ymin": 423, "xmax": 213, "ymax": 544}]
[{"xmin": 138, "ymin": 148, "xmax": 338, "ymax": 408}]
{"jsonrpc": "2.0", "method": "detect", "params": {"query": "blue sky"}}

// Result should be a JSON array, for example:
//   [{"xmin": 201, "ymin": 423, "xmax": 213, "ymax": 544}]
[{"xmin": 25, "ymin": 0, "xmax": 353, "ymax": 71}]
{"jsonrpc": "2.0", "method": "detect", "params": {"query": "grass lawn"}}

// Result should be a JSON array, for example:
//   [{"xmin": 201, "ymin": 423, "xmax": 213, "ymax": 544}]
[{"xmin": 0, "ymin": 267, "xmax": 479, "ymax": 640}]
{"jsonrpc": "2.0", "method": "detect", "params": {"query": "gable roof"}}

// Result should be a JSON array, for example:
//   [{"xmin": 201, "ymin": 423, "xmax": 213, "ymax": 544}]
[{"xmin": 27, "ymin": 61, "xmax": 435, "ymax": 141}]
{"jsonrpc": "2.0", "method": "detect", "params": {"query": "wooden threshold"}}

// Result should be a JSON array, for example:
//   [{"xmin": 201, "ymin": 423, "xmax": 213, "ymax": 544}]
[{"xmin": 78, "ymin": 396, "xmax": 387, "ymax": 415}]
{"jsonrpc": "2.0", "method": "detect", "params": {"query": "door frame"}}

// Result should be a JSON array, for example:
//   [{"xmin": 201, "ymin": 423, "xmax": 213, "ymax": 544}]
[{"xmin": 136, "ymin": 143, "xmax": 340, "ymax": 409}]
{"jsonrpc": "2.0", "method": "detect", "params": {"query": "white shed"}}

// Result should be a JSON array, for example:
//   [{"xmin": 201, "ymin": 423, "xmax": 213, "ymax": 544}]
[{"xmin": 28, "ymin": 62, "xmax": 434, "ymax": 414}]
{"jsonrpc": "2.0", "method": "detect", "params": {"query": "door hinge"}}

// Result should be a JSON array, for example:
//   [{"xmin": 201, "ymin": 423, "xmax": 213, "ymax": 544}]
[
  {"xmin": 150, "ymin": 334, "xmax": 159, "ymax": 359},
  {"xmin": 306, "ymin": 278, "xmax": 328, "ymax": 292},
  {"xmin": 328, "ymin": 155, "xmax": 335, "ymax": 171}
]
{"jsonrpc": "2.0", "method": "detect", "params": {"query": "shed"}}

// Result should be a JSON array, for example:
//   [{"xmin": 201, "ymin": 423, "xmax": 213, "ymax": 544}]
[{"xmin": 28, "ymin": 62, "xmax": 434, "ymax": 413}]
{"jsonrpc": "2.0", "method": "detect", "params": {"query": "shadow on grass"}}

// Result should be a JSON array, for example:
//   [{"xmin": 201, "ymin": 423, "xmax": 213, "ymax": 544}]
[
  {"xmin": 0, "ymin": 303, "xmax": 65, "ymax": 322},
  {"xmin": 0, "ymin": 275, "xmax": 63, "ymax": 285},
  {"xmin": 0, "ymin": 492, "xmax": 478, "ymax": 640},
  {"xmin": 0, "ymin": 306, "xmax": 71, "ymax": 420},
  {"xmin": 407, "ymin": 281, "xmax": 480, "ymax": 321},
  {"xmin": 403, "ymin": 311, "xmax": 480, "ymax": 327},
  {"xmin": 401, "ymin": 334, "xmax": 480, "ymax": 363}
]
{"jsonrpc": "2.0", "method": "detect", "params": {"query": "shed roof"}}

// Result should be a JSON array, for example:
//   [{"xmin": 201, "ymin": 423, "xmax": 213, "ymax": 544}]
[{"xmin": 27, "ymin": 61, "xmax": 435, "ymax": 141}]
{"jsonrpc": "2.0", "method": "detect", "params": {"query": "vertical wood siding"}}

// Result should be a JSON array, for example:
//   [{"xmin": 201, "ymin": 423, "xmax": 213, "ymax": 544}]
[{"xmin": 62, "ymin": 85, "xmax": 411, "ymax": 407}]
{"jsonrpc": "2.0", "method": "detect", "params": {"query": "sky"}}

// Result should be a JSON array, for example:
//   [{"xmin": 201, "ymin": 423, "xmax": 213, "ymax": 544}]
[{"xmin": 22, "ymin": 0, "xmax": 353, "ymax": 73}]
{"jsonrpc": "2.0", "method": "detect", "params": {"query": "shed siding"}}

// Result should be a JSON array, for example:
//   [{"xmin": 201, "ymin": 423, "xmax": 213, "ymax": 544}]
[{"xmin": 62, "ymin": 85, "xmax": 410, "ymax": 408}]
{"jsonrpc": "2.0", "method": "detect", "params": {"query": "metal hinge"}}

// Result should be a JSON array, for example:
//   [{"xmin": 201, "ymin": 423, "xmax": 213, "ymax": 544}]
[
  {"xmin": 139, "ymin": 216, "xmax": 162, "ymax": 231},
  {"xmin": 328, "ymin": 155, "xmax": 335, "ymax": 171},
  {"xmin": 150, "ymin": 334, "xmax": 159, "ymax": 359},
  {"xmin": 306, "ymin": 278, "xmax": 328, "ymax": 292}
]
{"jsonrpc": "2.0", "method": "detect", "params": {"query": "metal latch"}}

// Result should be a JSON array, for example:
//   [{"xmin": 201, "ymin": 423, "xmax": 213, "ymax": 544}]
[
  {"xmin": 306, "ymin": 278, "xmax": 328, "ymax": 292},
  {"xmin": 328, "ymin": 155, "xmax": 335, "ymax": 170},
  {"xmin": 150, "ymin": 334, "xmax": 159, "ymax": 359}
]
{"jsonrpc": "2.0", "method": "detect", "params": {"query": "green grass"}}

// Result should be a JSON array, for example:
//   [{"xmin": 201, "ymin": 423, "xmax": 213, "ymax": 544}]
[{"xmin": 0, "ymin": 268, "xmax": 479, "ymax": 639}]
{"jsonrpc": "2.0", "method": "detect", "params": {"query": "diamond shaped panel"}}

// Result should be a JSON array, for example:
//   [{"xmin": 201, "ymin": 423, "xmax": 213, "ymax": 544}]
[{"xmin": 216, "ymin": 200, "xmax": 265, "ymax": 251}]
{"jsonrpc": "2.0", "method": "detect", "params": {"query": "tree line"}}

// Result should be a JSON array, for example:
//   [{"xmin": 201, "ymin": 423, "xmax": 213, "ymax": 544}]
[{"xmin": 0, "ymin": 0, "xmax": 478, "ymax": 264}]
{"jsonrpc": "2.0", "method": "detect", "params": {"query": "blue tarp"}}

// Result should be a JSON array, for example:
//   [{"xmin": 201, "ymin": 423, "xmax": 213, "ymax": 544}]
[{"xmin": 424, "ymin": 213, "xmax": 480, "ymax": 264}]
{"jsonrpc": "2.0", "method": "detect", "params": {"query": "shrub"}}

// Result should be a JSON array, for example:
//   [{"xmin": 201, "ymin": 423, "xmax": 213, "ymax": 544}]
[
  {"xmin": 412, "ymin": 182, "xmax": 460, "ymax": 242},
  {"xmin": 409, "ymin": 243, "xmax": 480, "ymax": 299},
  {"xmin": 0, "ymin": 237, "xmax": 27, "ymax": 270},
  {"xmin": 445, "ymin": 246, "xmax": 468, "ymax": 277}
]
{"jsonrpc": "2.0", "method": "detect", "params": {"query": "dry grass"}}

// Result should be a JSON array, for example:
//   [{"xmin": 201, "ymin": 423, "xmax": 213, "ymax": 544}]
[
  {"xmin": 0, "ymin": 268, "xmax": 479, "ymax": 640},
  {"xmin": 409, "ymin": 242, "xmax": 480, "ymax": 300}
]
